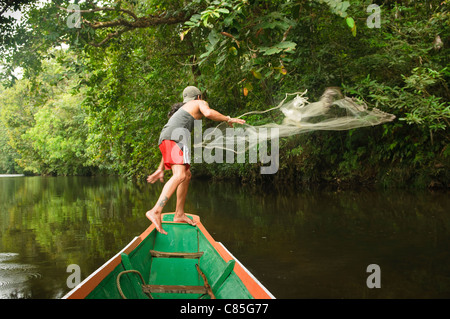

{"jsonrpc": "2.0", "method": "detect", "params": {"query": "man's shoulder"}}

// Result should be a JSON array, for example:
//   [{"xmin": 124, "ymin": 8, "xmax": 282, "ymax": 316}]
[{"xmin": 184, "ymin": 99, "xmax": 208, "ymax": 108}]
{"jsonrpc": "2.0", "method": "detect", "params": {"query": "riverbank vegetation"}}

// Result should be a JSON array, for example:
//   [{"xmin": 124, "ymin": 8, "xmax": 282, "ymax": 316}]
[{"xmin": 1, "ymin": 0, "xmax": 448, "ymax": 188}]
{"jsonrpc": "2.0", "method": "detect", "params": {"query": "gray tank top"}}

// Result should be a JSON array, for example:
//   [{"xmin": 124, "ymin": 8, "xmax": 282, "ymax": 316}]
[{"xmin": 158, "ymin": 108, "xmax": 195, "ymax": 145}]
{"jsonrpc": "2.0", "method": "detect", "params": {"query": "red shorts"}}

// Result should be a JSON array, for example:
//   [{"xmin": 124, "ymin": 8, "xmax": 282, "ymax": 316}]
[{"xmin": 159, "ymin": 140, "xmax": 191, "ymax": 170}]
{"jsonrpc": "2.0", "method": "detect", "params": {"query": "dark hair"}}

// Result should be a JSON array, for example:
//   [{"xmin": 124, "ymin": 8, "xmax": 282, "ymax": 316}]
[{"xmin": 168, "ymin": 102, "xmax": 185, "ymax": 118}]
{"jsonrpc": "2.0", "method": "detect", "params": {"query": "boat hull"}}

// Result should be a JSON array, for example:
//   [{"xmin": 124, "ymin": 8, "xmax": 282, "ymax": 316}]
[{"xmin": 63, "ymin": 213, "xmax": 274, "ymax": 299}]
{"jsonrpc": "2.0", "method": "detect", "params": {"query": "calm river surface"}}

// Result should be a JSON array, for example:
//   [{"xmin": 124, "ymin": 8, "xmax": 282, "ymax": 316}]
[{"xmin": 0, "ymin": 176, "xmax": 449, "ymax": 299}]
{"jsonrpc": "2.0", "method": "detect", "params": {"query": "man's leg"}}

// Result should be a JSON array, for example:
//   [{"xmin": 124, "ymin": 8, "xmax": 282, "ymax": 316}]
[
  {"xmin": 146, "ymin": 164, "xmax": 187, "ymax": 234},
  {"xmin": 174, "ymin": 168, "xmax": 196, "ymax": 226}
]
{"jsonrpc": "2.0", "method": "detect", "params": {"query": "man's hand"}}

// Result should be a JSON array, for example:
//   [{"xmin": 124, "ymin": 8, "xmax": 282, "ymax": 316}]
[
  {"xmin": 227, "ymin": 117, "xmax": 246, "ymax": 127},
  {"xmin": 147, "ymin": 169, "xmax": 164, "ymax": 184}
]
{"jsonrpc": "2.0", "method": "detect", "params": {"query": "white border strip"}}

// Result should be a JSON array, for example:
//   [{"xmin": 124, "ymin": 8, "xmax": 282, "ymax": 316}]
[
  {"xmin": 62, "ymin": 236, "xmax": 140, "ymax": 299},
  {"xmin": 217, "ymin": 242, "xmax": 275, "ymax": 299}
]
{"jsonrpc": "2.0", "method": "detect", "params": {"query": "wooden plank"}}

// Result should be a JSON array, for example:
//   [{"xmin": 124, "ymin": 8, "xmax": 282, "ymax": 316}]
[
  {"xmin": 142, "ymin": 285, "xmax": 207, "ymax": 294},
  {"xmin": 150, "ymin": 250, "xmax": 204, "ymax": 259},
  {"xmin": 195, "ymin": 264, "xmax": 215, "ymax": 299},
  {"xmin": 212, "ymin": 260, "xmax": 236, "ymax": 292}
]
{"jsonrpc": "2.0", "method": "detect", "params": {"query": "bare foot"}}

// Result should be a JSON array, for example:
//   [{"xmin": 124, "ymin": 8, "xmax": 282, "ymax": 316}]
[
  {"xmin": 146, "ymin": 210, "xmax": 168, "ymax": 235},
  {"xmin": 174, "ymin": 213, "xmax": 197, "ymax": 226}
]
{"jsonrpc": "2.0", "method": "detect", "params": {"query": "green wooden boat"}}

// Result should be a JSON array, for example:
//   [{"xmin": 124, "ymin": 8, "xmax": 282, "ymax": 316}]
[{"xmin": 63, "ymin": 213, "xmax": 274, "ymax": 299}]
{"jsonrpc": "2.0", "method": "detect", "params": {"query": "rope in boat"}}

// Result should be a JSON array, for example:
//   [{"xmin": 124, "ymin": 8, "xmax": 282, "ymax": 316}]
[{"xmin": 116, "ymin": 270, "xmax": 153, "ymax": 299}]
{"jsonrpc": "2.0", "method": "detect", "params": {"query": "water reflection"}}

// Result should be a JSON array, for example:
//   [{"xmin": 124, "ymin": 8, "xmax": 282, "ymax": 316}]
[
  {"xmin": 0, "ymin": 176, "xmax": 449, "ymax": 298},
  {"xmin": 0, "ymin": 176, "xmax": 154, "ymax": 298},
  {"xmin": 185, "ymin": 181, "xmax": 450, "ymax": 298}
]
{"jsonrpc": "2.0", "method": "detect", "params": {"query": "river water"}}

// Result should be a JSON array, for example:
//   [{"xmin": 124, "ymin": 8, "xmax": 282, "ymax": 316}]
[{"xmin": 0, "ymin": 176, "xmax": 449, "ymax": 299}]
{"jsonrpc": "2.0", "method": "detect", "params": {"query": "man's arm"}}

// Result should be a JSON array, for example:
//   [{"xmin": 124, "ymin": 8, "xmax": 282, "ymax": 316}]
[
  {"xmin": 157, "ymin": 157, "xmax": 164, "ymax": 170},
  {"xmin": 199, "ymin": 101, "xmax": 246, "ymax": 125}
]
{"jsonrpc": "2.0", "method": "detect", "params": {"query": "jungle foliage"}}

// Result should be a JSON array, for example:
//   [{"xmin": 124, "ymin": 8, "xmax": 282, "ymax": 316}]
[{"xmin": 0, "ymin": 0, "xmax": 449, "ymax": 188}]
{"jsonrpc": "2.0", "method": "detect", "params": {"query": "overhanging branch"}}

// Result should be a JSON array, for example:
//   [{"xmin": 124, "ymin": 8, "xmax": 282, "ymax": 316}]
[
  {"xmin": 58, "ymin": 5, "xmax": 191, "ymax": 47},
  {"xmin": 56, "ymin": 5, "xmax": 138, "ymax": 21}
]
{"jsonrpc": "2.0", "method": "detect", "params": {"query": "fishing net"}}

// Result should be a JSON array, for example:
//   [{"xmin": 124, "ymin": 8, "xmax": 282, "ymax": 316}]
[{"xmin": 195, "ymin": 87, "xmax": 396, "ymax": 154}]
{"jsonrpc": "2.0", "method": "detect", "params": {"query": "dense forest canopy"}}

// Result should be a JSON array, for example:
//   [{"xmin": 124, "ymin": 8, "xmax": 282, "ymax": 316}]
[{"xmin": 0, "ymin": 0, "xmax": 449, "ymax": 188}]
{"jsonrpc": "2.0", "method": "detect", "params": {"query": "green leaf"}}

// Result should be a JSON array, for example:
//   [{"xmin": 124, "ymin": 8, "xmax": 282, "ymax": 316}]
[
  {"xmin": 229, "ymin": 46, "xmax": 238, "ymax": 56},
  {"xmin": 189, "ymin": 14, "xmax": 201, "ymax": 23},
  {"xmin": 259, "ymin": 41, "xmax": 297, "ymax": 56},
  {"xmin": 261, "ymin": 47, "xmax": 282, "ymax": 55},
  {"xmin": 217, "ymin": 8, "xmax": 230, "ymax": 14},
  {"xmin": 346, "ymin": 17, "xmax": 355, "ymax": 29},
  {"xmin": 251, "ymin": 69, "xmax": 263, "ymax": 79},
  {"xmin": 277, "ymin": 41, "xmax": 297, "ymax": 50},
  {"xmin": 341, "ymin": 1, "xmax": 351, "ymax": 12}
]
